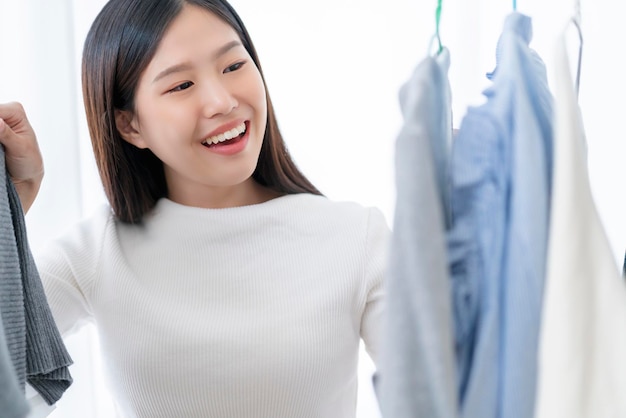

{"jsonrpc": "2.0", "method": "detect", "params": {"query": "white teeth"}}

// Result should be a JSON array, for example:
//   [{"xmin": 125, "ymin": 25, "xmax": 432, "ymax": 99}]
[{"xmin": 204, "ymin": 123, "xmax": 246, "ymax": 145}]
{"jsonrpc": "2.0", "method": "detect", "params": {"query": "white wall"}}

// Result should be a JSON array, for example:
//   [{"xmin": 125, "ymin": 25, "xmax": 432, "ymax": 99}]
[{"xmin": 0, "ymin": 0, "xmax": 624, "ymax": 417}]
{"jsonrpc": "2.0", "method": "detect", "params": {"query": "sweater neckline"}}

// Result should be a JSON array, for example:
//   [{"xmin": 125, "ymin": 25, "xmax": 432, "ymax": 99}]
[{"xmin": 153, "ymin": 193, "xmax": 309, "ymax": 215}]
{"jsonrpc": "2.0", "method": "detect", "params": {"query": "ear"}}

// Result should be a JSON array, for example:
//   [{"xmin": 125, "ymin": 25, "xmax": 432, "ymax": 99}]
[{"xmin": 114, "ymin": 109, "xmax": 148, "ymax": 149}]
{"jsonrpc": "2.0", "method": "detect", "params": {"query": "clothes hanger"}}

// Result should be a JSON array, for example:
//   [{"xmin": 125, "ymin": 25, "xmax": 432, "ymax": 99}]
[
  {"xmin": 434, "ymin": 0, "xmax": 443, "ymax": 55},
  {"xmin": 569, "ymin": 0, "xmax": 583, "ymax": 98},
  {"xmin": 427, "ymin": 0, "xmax": 444, "ymax": 56}
]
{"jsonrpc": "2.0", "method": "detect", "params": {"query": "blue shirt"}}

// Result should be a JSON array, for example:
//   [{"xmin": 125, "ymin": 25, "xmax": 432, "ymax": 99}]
[
  {"xmin": 377, "ymin": 48, "xmax": 458, "ymax": 418},
  {"xmin": 449, "ymin": 12, "xmax": 553, "ymax": 418}
]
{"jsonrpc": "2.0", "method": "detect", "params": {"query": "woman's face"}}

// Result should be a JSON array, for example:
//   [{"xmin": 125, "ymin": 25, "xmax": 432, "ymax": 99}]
[{"xmin": 117, "ymin": 4, "xmax": 267, "ymax": 206}]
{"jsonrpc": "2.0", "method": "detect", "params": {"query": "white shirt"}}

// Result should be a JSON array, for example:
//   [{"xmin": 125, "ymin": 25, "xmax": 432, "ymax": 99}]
[
  {"xmin": 534, "ymin": 32, "xmax": 626, "ymax": 418},
  {"xmin": 35, "ymin": 194, "xmax": 389, "ymax": 418}
]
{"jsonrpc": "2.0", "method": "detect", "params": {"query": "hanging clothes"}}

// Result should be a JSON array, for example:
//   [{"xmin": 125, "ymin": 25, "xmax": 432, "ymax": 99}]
[
  {"xmin": 534, "ymin": 30, "xmax": 626, "ymax": 418},
  {"xmin": 448, "ymin": 12, "xmax": 553, "ymax": 418},
  {"xmin": 0, "ymin": 313, "xmax": 29, "ymax": 418},
  {"xmin": 0, "ymin": 144, "xmax": 73, "ymax": 412},
  {"xmin": 377, "ymin": 47, "xmax": 458, "ymax": 418}
]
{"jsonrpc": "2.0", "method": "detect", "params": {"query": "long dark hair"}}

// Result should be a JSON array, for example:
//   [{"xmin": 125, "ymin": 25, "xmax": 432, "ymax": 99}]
[{"xmin": 82, "ymin": 0, "xmax": 321, "ymax": 224}]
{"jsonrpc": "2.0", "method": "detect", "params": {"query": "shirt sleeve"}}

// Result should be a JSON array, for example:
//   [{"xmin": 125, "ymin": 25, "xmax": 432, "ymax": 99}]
[
  {"xmin": 34, "ymin": 206, "xmax": 111, "ymax": 338},
  {"xmin": 359, "ymin": 207, "xmax": 390, "ymax": 364}
]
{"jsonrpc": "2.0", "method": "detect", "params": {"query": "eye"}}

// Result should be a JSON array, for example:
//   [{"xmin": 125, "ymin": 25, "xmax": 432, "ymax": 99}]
[
  {"xmin": 169, "ymin": 81, "xmax": 194, "ymax": 93},
  {"xmin": 224, "ymin": 61, "xmax": 246, "ymax": 74}
]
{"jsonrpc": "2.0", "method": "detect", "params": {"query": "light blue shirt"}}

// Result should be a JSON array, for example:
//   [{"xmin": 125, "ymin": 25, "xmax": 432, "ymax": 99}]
[
  {"xmin": 448, "ymin": 12, "xmax": 553, "ymax": 418},
  {"xmin": 377, "ymin": 48, "xmax": 457, "ymax": 418}
]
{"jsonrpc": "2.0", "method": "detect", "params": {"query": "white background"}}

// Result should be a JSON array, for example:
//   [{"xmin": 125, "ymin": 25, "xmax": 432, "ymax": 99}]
[{"xmin": 0, "ymin": 0, "xmax": 624, "ymax": 416}]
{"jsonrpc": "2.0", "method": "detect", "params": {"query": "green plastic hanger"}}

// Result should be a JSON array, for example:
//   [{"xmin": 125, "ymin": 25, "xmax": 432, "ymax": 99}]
[{"xmin": 435, "ymin": 0, "xmax": 443, "ymax": 55}]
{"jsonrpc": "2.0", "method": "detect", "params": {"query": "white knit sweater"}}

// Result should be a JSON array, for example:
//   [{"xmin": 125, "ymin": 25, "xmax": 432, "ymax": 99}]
[{"xmin": 35, "ymin": 194, "xmax": 389, "ymax": 418}]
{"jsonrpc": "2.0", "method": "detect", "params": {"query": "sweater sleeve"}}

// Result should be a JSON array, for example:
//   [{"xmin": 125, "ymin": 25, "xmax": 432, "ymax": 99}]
[
  {"xmin": 33, "ymin": 206, "xmax": 111, "ymax": 338},
  {"xmin": 360, "ymin": 207, "xmax": 390, "ymax": 364}
]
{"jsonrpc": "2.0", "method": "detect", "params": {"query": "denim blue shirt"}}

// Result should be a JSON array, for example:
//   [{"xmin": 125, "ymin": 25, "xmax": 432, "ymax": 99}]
[{"xmin": 448, "ymin": 12, "xmax": 553, "ymax": 418}]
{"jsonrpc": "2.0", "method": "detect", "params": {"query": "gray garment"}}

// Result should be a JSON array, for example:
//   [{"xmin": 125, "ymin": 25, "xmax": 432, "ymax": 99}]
[
  {"xmin": 0, "ymin": 144, "xmax": 29, "ymax": 417},
  {"xmin": 0, "ymin": 144, "xmax": 73, "ymax": 406},
  {"xmin": 377, "ymin": 48, "xmax": 458, "ymax": 418},
  {"xmin": 0, "ymin": 310, "xmax": 29, "ymax": 418}
]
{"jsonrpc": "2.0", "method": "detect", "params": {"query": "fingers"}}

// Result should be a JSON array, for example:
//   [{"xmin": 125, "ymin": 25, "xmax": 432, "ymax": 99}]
[
  {"xmin": 0, "ymin": 117, "xmax": 33, "ymax": 158},
  {"xmin": 0, "ymin": 101, "xmax": 27, "ymax": 125},
  {"xmin": 0, "ymin": 117, "xmax": 19, "ymax": 148},
  {"xmin": 0, "ymin": 102, "xmax": 35, "ymax": 142},
  {"xmin": 0, "ymin": 102, "xmax": 44, "ymax": 212},
  {"xmin": 0, "ymin": 102, "xmax": 38, "ymax": 155},
  {"xmin": 0, "ymin": 101, "xmax": 43, "ymax": 176}
]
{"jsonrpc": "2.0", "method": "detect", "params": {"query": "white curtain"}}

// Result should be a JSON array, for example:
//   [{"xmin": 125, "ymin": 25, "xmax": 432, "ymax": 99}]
[{"xmin": 1, "ymin": 0, "xmax": 625, "ymax": 417}]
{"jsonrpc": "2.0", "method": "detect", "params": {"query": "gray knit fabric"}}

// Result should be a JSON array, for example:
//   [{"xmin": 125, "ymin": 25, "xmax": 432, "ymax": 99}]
[
  {"xmin": 0, "ymin": 309, "xmax": 29, "ymax": 418},
  {"xmin": 0, "ymin": 144, "xmax": 73, "ymax": 406},
  {"xmin": 0, "ymin": 144, "xmax": 29, "ymax": 417}
]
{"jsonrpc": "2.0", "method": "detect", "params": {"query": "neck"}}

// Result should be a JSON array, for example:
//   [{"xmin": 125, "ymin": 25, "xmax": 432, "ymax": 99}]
[{"xmin": 166, "ymin": 179, "xmax": 283, "ymax": 209}]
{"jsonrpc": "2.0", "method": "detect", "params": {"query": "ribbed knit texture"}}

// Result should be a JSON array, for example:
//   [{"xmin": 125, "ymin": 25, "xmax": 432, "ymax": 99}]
[
  {"xmin": 7, "ymin": 170, "xmax": 73, "ymax": 403},
  {"xmin": 0, "ymin": 144, "xmax": 73, "ymax": 410},
  {"xmin": 0, "ymin": 143, "xmax": 28, "ymax": 417},
  {"xmin": 36, "ymin": 194, "xmax": 389, "ymax": 418}
]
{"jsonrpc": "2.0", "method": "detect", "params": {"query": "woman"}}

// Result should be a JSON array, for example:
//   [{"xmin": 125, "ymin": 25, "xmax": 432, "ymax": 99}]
[{"xmin": 0, "ymin": 0, "xmax": 389, "ymax": 417}]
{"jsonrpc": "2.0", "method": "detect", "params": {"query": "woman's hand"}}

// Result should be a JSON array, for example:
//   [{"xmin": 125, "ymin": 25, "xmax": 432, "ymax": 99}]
[{"xmin": 0, "ymin": 102, "xmax": 44, "ymax": 213}]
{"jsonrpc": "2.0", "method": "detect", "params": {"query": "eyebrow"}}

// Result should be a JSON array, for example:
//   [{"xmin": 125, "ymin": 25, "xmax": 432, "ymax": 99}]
[{"xmin": 152, "ymin": 40, "xmax": 243, "ymax": 84}]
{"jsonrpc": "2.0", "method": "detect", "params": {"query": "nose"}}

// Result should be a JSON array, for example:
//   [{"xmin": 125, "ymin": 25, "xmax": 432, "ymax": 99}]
[{"xmin": 201, "ymin": 80, "xmax": 238, "ymax": 118}]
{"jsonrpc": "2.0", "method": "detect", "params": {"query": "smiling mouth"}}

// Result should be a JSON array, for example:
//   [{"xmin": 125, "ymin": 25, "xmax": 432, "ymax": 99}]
[{"xmin": 202, "ymin": 122, "xmax": 247, "ymax": 148}]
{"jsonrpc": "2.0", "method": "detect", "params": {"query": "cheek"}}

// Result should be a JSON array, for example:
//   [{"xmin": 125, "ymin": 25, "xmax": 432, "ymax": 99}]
[
  {"xmin": 245, "ymin": 70, "xmax": 268, "ymax": 121},
  {"xmin": 137, "ymin": 96, "xmax": 190, "ymax": 132}
]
